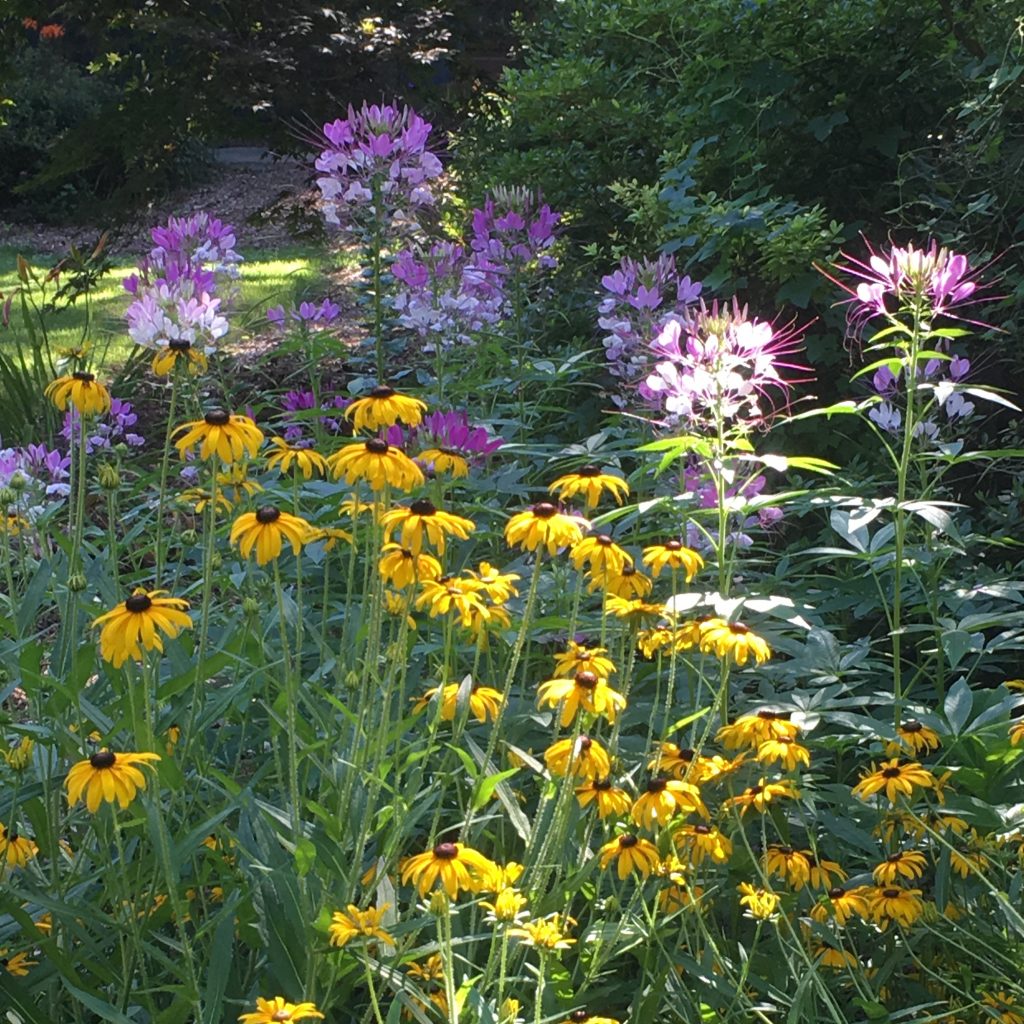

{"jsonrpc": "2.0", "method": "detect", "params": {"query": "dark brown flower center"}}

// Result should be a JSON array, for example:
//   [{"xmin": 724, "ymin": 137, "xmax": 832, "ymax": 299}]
[
  {"xmin": 593, "ymin": 779, "xmax": 612, "ymax": 791},
  {"xmin": 72, "ymin": 371, "xmax": 95, "ymax": 382},
  {"xmin": 882, "ymin": 888, "xmax": 901, "ymax": 898},
  {"xmin": 901, "ymin": 720, "xmax": 923, "ymax": 733},
  {"xmin": 90, "ymin": 750, "xmax": 117, "ymax": 769},
  {"xmin": 410, "ymin": 498, "xmax": 436, "ymax": 516},
  {"xmin": 366, "ymin": 437, "xmax": 390, "ymax": 454},
  {"xmin": 168, "ymin": 338, "xmax": 191, "ymax": 352},
  {"xmin": 618, "ymin": 834, "xmax": 638, "ymax": 848},
  {"xmin": 881, "ymin": 767, "xmax": 903, "ymax": 778},
  {"xmin": 646, "ymin": 777, "xmax": 668, "ymax": 793},
  {"xmin": 204, "ymin": 409, "xmax": 230, "ymax": 426},
  {"xmin": 887, "ymin": 853, "xmax": 904, "ymax": 863},
  {"xmin": 433, "ymin": 842, "xmax": 458, "ymax": 860},
  {"xmin": 125, "ymin": 593, "xmax": 152, "ymax": 613},
  {"xmin": 272, "ymin": 1012, "xmax": 292, "ymax": 1023},
  {"xmin": 622, "ymin": 564, "xmax": 636, "ymax": 576},
  {"xmin": 256, "ymin": 506, "xmax": 281, "ymax": 524},
  {"xmin": 531, "ymin": 502, "xmax": 558, "ymax": 518},
  {"xmin": 757, "ymin": 710, "xmax": 780, "ymax": 721},
  {"xmin": 677, "ymin": 747, "xmax": 695, "ymax": 761},
  {"xmin": 828, "ymin": 887, "xmax": 846, "ymax": 899},
  {"xmin": 729, "ymin": 622, "xmax": 750, "ymax": 634},
  {"xmin": 369, "ymin": 385, "xmax": 395, "ymax": 399},
  {"xmin": 577, "ymin": 466, "xmax": 601, "ymax": 477},
  {"xmin": 664, "ymin": 539, "xmax": 682, "ymax": 551},
  {"xmin": 596, "ymin": 534, "xmax": 613, "ymax": 546},
  {"xmin": 575, "ymin": 670, "xmax": 598, "ymax": 690},
  {"xmin": 694, "ymin": 824, "xmax": 711, "ymax": 835},
  {"xmin": 578, "ymin": 736, "xmax": 593, "ymax": 752},
  {"xmin": 570, "ymin": 1012, "xmax": 590, "ymax": 1023}
]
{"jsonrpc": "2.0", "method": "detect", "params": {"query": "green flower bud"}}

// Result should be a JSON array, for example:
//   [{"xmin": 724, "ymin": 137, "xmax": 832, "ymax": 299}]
[
  {"xmin": 67, "ymin": 572, "xmax": 88, "ymax": 592},
  {"xmin": 97, "ymin": 463, "xmax": 121, "ymax": 490}
]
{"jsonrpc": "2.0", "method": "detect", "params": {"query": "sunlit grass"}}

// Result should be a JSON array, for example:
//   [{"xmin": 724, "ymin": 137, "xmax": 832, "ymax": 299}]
[{"xmin": 0, "ymin": 243, "xmax": 328, "ymax": 368}]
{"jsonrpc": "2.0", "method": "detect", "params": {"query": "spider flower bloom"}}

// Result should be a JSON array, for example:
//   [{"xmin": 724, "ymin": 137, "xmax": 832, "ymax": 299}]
[
  {"xmin": 327, "ymin": 438, "xmax": 424, "ymax": 492},
  {"xmin": 872, "ymin": 849, "xmax": 928, "ymax": 885},
  {"xmin": 345, "ymin": 386, "xmax": 427, "ymax": 432},
  {"xmin": 674, "ymin": 823, "xmax": 732, "ymax": 866},
  {"xmin": 265, "ymin": 437, "xmax": 328, "ymax": 479},
  {"xmin": 537, "ymin": 670, "xmax": 627, "ymax": 727},
  {"xmin": 545, "ymin": 734, "xmax": 611, "ymax": 779},
  {"xmin": 66, "ymin": 750, "xmax": 161, "ymax": 812},
  {"xmin": 328, "ymin": 904, "xmax": 395, "ymax": 947},
  {"xmin": 230, "ymin": 506, "xmax": 311, "ymax": 564},
  {"xmin": 868, "ymin": 885, "xmax": 924, "ymax": 929},
  {"xmin": 810, "ymin": 885, "xmax": 871, "ymax": 926},
  {"xmin": 851, "ymin": 759, "xmax": 935, "ymax": 804},
  {"xmin": 505, "ymin": 502, "xmax": 586, "ymax": 556},
  {"xmin": 379, "ymin": 544, "xmax": 442, "ymax": 588},
  {"xmin": 92, "ymin": 589, "xmax": 192, "ymax": 667},
  {"xmin": 885, "ymin": 719, "xmax": 941, "ymax": 757},
  {"xmin": 548, "ymin": 466, "xmax": 629, "ymax": 510},
  {"xmin": 174, "ymin": 410, "xmax": 263, "ymax": 464},
  {"xmin": 413, "ymin": 682, "xmax": 504, "ymax": 723},
  {"xmin": 631, "ymin": 777, "xmax": 708, "ymax": 829},
  {"xmin": 0, "ymin": 826, "xmax": 38, "ymax": 868},
  {"xmin": 570, "ymin": 534, "xmax": 629, "ymax": 578},
  {"xmin": 45, "ymin": 372, "xmax": 112, "ymax": 416},
  {"xmin": 238, "ymin": 998, "xmax": 324, "ymax": 1024},
  {"xmin": 507, "ymin": 913, "xmax": 576, "ymax": 950},
  {"xmin": 576, "ymin": 779, "xmax": 631, "ymax": 819},
  {"xmin": 152, "ymin": 338, "xmax": 208, "ymax": 377},
  {"xmin": 598, "ymin": 833, "xmax": 660, "ymax": 879},
  {"xmin": 698, "ymin": 619, "xmax": 771, "ymax": 666},
  {"xmin": 381, "ymin": 499, "xmax": 475, "ymax": 554},
  {"xmin": 642, "ymin": 540, "xmax": 704, "ymax": 582},
  {"xmin": 738, "ymin": 882, "xmax": 779, "ymax": 920},
  {"xmin": 400, "ymin": 841, "xmax": 496, "ymax": 899},
  {"xmin": 717, "ymin": 710, "xmax": 799, "ymax": 750}
]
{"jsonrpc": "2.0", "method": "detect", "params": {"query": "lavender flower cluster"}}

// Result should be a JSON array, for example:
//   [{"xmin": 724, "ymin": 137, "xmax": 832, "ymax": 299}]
[
  {"xmin": 266, "ymin": 299, "xmax": 342, "ymax": 329},
  {"xmin": 0, "ymin": 441, "xmax": 71, "ymax": 521},
  {"xmin": 62, "ymin": 399, "xmax": 145, "ymax": 455},
  {"xmin": 278, "ymin": 390, "xmax": 351, "ymax": 446},
  {"xmin": 869, "ymin": 351, "xmax": 974, "ymax": 441},
  {"xmin": 386, "ymin": 409, "xmax": 505, "ymax": 464}
]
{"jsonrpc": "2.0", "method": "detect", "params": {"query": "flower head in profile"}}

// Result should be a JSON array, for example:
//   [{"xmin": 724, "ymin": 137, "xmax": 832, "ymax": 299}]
[
  {"xmin": 885, "ymin": 718, "xmax": 941, "ymax": 757},
  {"xmin": 66, "ymin": 750, "xmax": 161, "ymax": 812},
  {"xmin": 92, "ymin": 589, "xmax": 192, "ymax": 667},
  {"xmin": 505, "ymin": 502, "xmax": 586, "ymax": 556},
  {"xmin": 725, "ymin": 778, "xmax": 799, "ymax": 816},
  {"xmin": 174, "ymin": 410, "xmax": 263, "ymax": 464},
  {"xmin": 549, "ymin": 465, "xmax": 629, "ymax": 510},
  {"xmin": 328, "ymin": 904, "xmax": 395, "ymax": 948},
  {"xmin": 230, "ymin": 506, "xmax": 311, "ymax": 565},
  {"xmin": 717, "ymin": 710, "xmax": 798, "ymax": 750},
  {"xmin": 0, "ymin": 825, "xmax": 38, "ymax": 869},
  {"xmin": 698, "ymin": 619, "xmax": 771, "ymax": 665},
  {"xmin": 674, "ymin": 823, "xmax": 732, "ymax": 866},
  {"xmin": 400, "ymin": 841, "xmax": 497, "ymax": 899},
  {"xmin": 630, "ymin": 777, "xmax": 708, "ymax": 829},
  {"xmin": 413, "ymin": 681, "xmax": 504, "ymax": 723},
  {"xmin": 507, "ymin": 913, "xmax": 576, "ymax": 950},
  {"xmin": 265, "ymin": 437, "xmax": 328, "ymax": 479},
  {"xmin": 868, "ymin": 885, "xmax": 924, "ymax": 929},
  {"xmin": 545, "ymin": 734, "xmax": 611, "ymax": 779},
  {"xmin": 642, "ymin": 540, "xmax": 704, "ymax": 582},
  {"xmin": 737, "ymin": 882, "xmax": 779, "ymax": 920},
  {"xmin": 576, "ymin": 778, "xmax": 631, "ymax": 819},
  {"xmin": 1, "ymin": 948, "xmax": 37, "ymax": 976},
  {"xmin": 45, "ymin": 372, "xmax": 112, "ymax": 416},
  {"xmin": 379, "ymin": 544, "xmax": 442, "ymax": 589},
  {"xmin": 553, "ymin": 641, "xmax": 616, "ymax": 678},
  {"xmin": 238, "ymin": 997, "xmax": 324, "ymax": 1024},
  {"xmin": 345, "ymin": 386, "xmax": 427, "ymax": 432},
  {"xmin": 537, "ymin": 670, "xmax": 626, "ymax": 727},
  {"xmin": 152, "ymin": 338, "xmax": 209, "ymax": 377},
  {"xmin": 810, "ymin": 885, "xmax": 870, "ymax": 926}
]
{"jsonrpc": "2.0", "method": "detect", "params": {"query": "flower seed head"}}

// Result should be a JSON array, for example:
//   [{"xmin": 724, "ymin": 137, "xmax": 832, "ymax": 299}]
[
  {"xmin": 90, "ymin": 750, "xmax": 117, "ymax": 769},
  {"xmin": 256, "ymin": 506, "xmax": 281, "ymax": 524},
  {"xmin": 125, "ymin": 593, "xmax": 153, "ymax": 613},
  {"xmin": 204, "ymin": 409, "xmax": 230, "ymax": 426}
]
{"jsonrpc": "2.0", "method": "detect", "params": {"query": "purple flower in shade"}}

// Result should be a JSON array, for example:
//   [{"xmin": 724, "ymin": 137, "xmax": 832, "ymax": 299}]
[
  {"xmin": 62, "ymin": 399, "xmax": 145, "ymax": 455},
  {"xmin": 386, "ymin": 409, "xmax": 504, "ymax": 470},
  {"xmin": 148, "ymin": 213, "xmax": 242, "ymax": 287},
  {"xmin": 469, "ymin": 187, "xmax": 561, "ymax": 276},
  {"xmin": 0, "ymin": 440, "xmax": 72, "ymax": 522},
  {"xmin": 267, "ymin": 305, "xmax": 286, "ymax": 325},
  {"xmin": 279, "ymin": 390, "xmax": 349, "ymax": 444},
  {"xmin": 315, "ymin": 101, "xmax": 443, "ymax": 232},
  {"xmin": 872, "ymin": 365, "xmax": 899, "ymax": 397},
  {"xmin": 639, "ymin": 299, "xmax": 809, "ymax": 429},
  {"xmin": 265, "ymin": 298, "xmax": 343, "ymax": 329},
  {"xmin": 868, "ymin": 402, "xmax": 902, "ymax": 434}
]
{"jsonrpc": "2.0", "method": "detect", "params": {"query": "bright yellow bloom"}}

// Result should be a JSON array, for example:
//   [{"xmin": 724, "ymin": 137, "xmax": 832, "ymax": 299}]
[
  {"xmin": 982, "ymin": 993, "xmax": 1024, "ymax": 1024},
  {"xmin": 851, "ymin": 759, "xmax": 935, "ymax": 804},
  {"xmin": 603, "ymin": 595, "xmax": 662, "ymax": 622},
  {"xmin": 381, "ymin": 499, "xmax": 475, "ymax": 554},
  {"xmin": 575, "ymin": 779, "xmax": 631, "ymax": 819},
  {"xmin": 481, "ymin": 862, "xmax": 524, "ymax": 891},
  {"xmin": 804, "ymin": 852, "xmax": 847, "ymax": 890},
  {"xmin": 699, "ymin": 618, "xmax": 771, "ymax": 665},
  {"xmin": 217, "ymin": 463, "xmax": 263, "ymax": 504},
  {"xmin": 597, "ymin": 562, "xmax": 653, "ymax": 600},
  {"xmin": 3, "ymin": 737, "xmax": 34, "ymax": 771},
  {"xmin": 674, "ymin": 823, "xmax": 732, "ymax": 866},
  {"xmin": 0, "ymin": 826, "xmax": 38, "ymax": 868},
  {"xmin": 553, "ymin": 641, "xmax": 616, "ymax": 678},
  {"xmin": 637, "ymin": 622, "xmax": 701, "ymax": 657},
  {"xmin": 400, "ymin": 841, "xmax": 497, "ymax": 899},
  {"xmin": 597, "ymin": 833, "xmax": 660, "ymax": 879},
  {"xmin": 327, "ymin": 438, "xmax": 424, "ymax": 492},
  {"xmin": 152, "ymin": 339, "xmax": 208, "ymax": 376},
  {"xmin": 414, "ymin": 578, "xmax": 488, "ymax": 627},
  {"xmin": 872, "ymin": 849, "xmax": 928, "ymax": 885},
  {"xmin": 230, "ymin": 506, "xmax": 311, "ymax": 565},
  {"xmin": 570, "ymin": 534, "xmax": 629, "ymax": 577},
  {"xmin": 238, "ymin": 997, "xmax": 324, "ymax": 1023},
  {"xmin": 419, "ymin": 447, "xmax": 469, "ymax": 478},
  {"xmin": 548, "ymin": 466, "xmax": 629, "ymax": 510},
  {"xmin": 630, "ymin": 777, "xmax": 708, "ymax": 829},
  {"xmin": 738, "ymin": 882, "xmax": 779, "ymax": 920},
  {"xmin": 379, "ymin": 544, "xmax": 442, "ymax": 588},
  {"xmin": 756, "ymin": 735, "xmax": 811, "ymax": 771},
  {"xmin": 173, "ymin": 410, "xmax": 264, "ymax": 463},
  {"xmin": 328, "ymin": 904, "xmax": 395, "ymax": 947},
  {"xmin": 764, "ymin": 846, "xmax": 811, "ymax": 889},
  {"xmin": 537, "ymin": 671, "xmax": 627, "ymax": 728},
  {"xmin": 307, "ymin": 526, "xmax": 352, "ymax": 551},
  {"xmin": 651, "ymin": 743, "xmax": 742, "ymax": 784},
  {"xmin": 642, "ymin": 541, "xmax": 704, "ymax": 581},
  {"xmin": 885, "ymin": 718, "xmax": 941, "ymax": 756},
  {"xmin": 178, "ymin": 486, "xmax": 234, "ymax": 514},
  {"xmin": 45, "ymin": 371, "xmax": 111, "ymax": 415},
  {"xmin": 344, "ymin": 386, "xmax": 426, "ymax": 431},
  {"xmin": 65, "ymin": 750, "xmax": 161, "ymax": 813},
  {"xmin": 868, "ymin": 885, "xmax": 924, "ymax": 928},
  {"xmin": 481, "ymin": 887, "xmax": 528, "ymax": 923},
  {"xmin": 814, "ymin": 942, "xmax": 858, "ymax": 970},
  {"xmin": 265, "ymin": 437, "xmax": 328, "ymax": 479},
  {"xmin": 92, "ymin": 588, "xmax": 192, "ymax": 667},
  {"xmin": 505, "ymin": 502, "xmax": 586, "ymax": 556},
  {"xmin": 339, "ymin": 497, "xmax": 375, "ymax": 520},
  {"xmin": 725, "ymin": 777, "xmax": 799, "ymax": 816},
  {"xmin": 413, "ymin": 682, "xmax": 504, "ymax": 723},
  {"xmin": 1, "ymin": 949, "xmax": 37, "ymax": 976},
  {"xmin": 1011, "ymin": 721, "xmax": 1024, "ymax": 746},
  {"xmin": 810, "ymin": 885, "xmax": 871, "ymax": 926},
  {"xmin": 462, "ymin": 562, "xmax": 520, "ymax": 603},
  {"xmin": 717, "ymin": 711, "xmax": 799, "ymax": 750},
  {"xmin": 950, "ymin": 845, "xmax": 989, "ymax": 878},
  {"xmin": 545, "ymin": 734, "xmax": 611, "ymax": 779},
  {"xmin": 507, "ymin": 913, "xmax": 576, "ymax": 949}
]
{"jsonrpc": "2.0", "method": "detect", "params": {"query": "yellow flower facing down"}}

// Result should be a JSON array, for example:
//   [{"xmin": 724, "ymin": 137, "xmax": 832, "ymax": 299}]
[
  {"xmin": 381, "ymin": 499, "xmax": 475, "ymax": 555},
  {"xmin": 756, "ymin": 735, "xmax": 811, "ymax": 771},
  {"xmin": 598, "ymin": 833, "xmax": 660, "ymax": 879},
  {"xmin": 576, "ymin": 779, "xmax": 631, "ymax": 819},
  {"xmin": 45, "ymin": 371, "xmax": 111, "ymax": 415},
  {"xmin": 3, "ymin": 736, "xmax": 34, "ymax": 771},
  {"xmin": 174, "ymin": 410, "xmax": 264, "ymax": 464},
  {"xmin": 419, "ymin": 447, "xmax": 470, "ymax": 478},
  {"xmin": 764, "ymin": 846, "xmax": 812, "ymax": 889},
  {"xmin": 379, "ymin": 544, "xmax": 442, "ymax": 588},
  {"xmin": 345, "ymin": 386, "xmax": 426, "ymax": 432},
  {"xmin": 651, "ymin": 743, "xmax": 741, "ymax": 785},
  {"xmin": 481, "ymin": 887, "xmax": 529, "ymax": 923},
  {"xmin": 885, "ymin": 718, "xmax": 941, "ymax": 757},
  {"xmin": 328, "ymin": 904, "xmax": 395, "ymax": 948},
  {"xmin": 642, "ymin": 540, "xmax": 704, "ymax": 582},
  {"xmin": 0, "ymin": 826, "xmax": 38, "ymax": 868},
  {"xmin": 548, "ymin": 465, "xmax": 629, "ymax": 510},
  {"xmin": 400, "ymin": 841, "xmax": 497, "ymax": 899},
  {"xmin": 537, "ymin": 670, "xmax": 627, "ymax": 728},
  {"xmin": 92, "ymin": 588, "xmax": 192, "ymax": 668},
  {"xmin": 230, "ymin": 506, "xmax": 311, "ymax": 564},
  {"xmin": 327, "ymin": 438, "xmax": 425, "ymax": 492},
  {"xmin": 868, "ymin": 885, "xmax": 924, "ymax": 929},
  {"xmin": 507, "ymin": 913, "xmax": 576, "ymax": 950},
  {"xmin": 872, "ymin": 849, "xmax": 927, "ymax": 885},
  {"xmin": 265, "ymin": 437, "xmax": 328, "ymax": 479},
  {"xmin": 505, "ymin": 502, "xmax": 586, "ymax": 556},
  {"xmin": 553, "ymin": 641, "xmax": 616, "ymax": 678},
  {"xmin": 570, "ymin": 534, "xmax": 629, "ymax": 578},
  {"xmin": 699, "ymin": 618, "xmax": 771, "ymax": 666},
  {"xmin": 1010, "ymin": 721, "xmax": 1024, "ymax": 746},
  {"xmin": 630, "ymin": 777, "xmax": 708, "ymax": 829},
  {"xmin": 545, "ymin": 734, "xmax": 611, "ymax": 779},
  {"xmin": 810, "ymin": 885, "xmax": 870, "ymax": 926},
  {"xmin": 638, "ymin": 622, "xmax": 701, "ymax": 658},
  {"xmin": 152, "ymin": 338, "xmax": 208, "ymax": 377},
  {"xmin": 413, "ymin": 682, "xmax": 504, "ymax": 723},
  {"xmin": 597, "ymin": 562, "xmax": 653, "ymax": 600},
  {"xmin": 717, "ymin": 710, "xmax": 799, "ymax": 751},
  {"xmin": 307, "ymin": 526, "xmax": 353, "ymax": 552},
  {"xmin": 178, "ymin": 487, "xmax": 234, "ymax": 514},
  {"xmin": 414, "ymin": 578, "xmax": 488, "ymax": 627},
  {"xmin": 738, "ymin": 882, "xmax": 779, "ymax": 920},
  {"xmin": 603, "ymin": 595, "xmax": 663, "ymax": 623},
  {"xmin": 238, "ymin": 997, "xmax": 324, "ymax": 1024},
  {"xmin": 983, "ymin": 993, "xmax": 1024, "ymax": 1024},
  {"xmin": 462, "ymin": 562, "xmax": 520, "ymax": 604},
  {"xmin": 814, "ymin": 942, "xmax": 858, "ymax": 970},
  {"xmin": 66, "ymin": 750, "xmax": 161, "ymax": 813},
  {"xmin": 674, "ymin": 823, "xmax": 733, "ymax": 866},
  {"xmin": 851, "ymin": 759, "xmax": 935, "ymax": 805},
  {"xmin": 725, "ymin": 777, "xmax": 799, "ymax": 816}
]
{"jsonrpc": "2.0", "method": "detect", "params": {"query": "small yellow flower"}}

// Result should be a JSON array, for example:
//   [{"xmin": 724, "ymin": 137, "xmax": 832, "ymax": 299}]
[
  {"xmin": 570, "ymin": 534, "xmax": 629, "ymax": 578},
  {"xmin": 737, "ymin": 882, "xmax": 779, "ymax": 920},
  {"xmin": 885, "ymin": 718, "xmax": 941, "ymax": 756},
  {"xmin": 412, "ymin": 682, "xmax": 504, "ymax": 723},
  {"xmin": 872, "ymin": 849, "xmax": 928, "ymax": 885},
  {"xmin": 597, "ymin": 833, "xmax": 660, "ymax": 879},
  {"xmin": 3, "ymin": 737, "xmax": 34, "ymax": 771},
  {"xmin": 505, "ymin": 502, "xmax": 586, "ymax": 555},
  {"xmin": 595, "ymin": 562, "xmax": 653, "ymax": 600},
  {"xmin": 230, "ymin": 506, "xmax": 311, "ymax": 565},
  {"xmin": 630, "ymin": 777, "xmax": 708, "ymax": 829},
  {"xmin": 553, "ymin": 641, "xmax": 616, "ymax": 678},
  {"xmin": 265, "ymin": 437, "xmax": 328, "ymax": 479},
  {"xmin": 725, "ymin": 777, "xmax": 799, "ymax": 816},
  {"xmin": 327, "ymin": 438, "xmax": 424, "ymax": 492},
  {"xmin": 0, "ymin": 826, "xmax": 38, "ymax": 868},
  {"xmin": 481, "ymin": 888, "xmax": 528, "ymax": 923},
  {"xmin": 45, "ymin": 371, "xmax": 111, "ymax": 415},
  {"xmin": 764, "ymin": 846, "xmax": 811, "ymax": 889},
  {"xmin": 400, "ymin": 841, "xmax": 497, "ymax": 899},
  {"xmin": 344, "ymin": 386, "xmax": 426, "ymax": 432},
  {"xmin": 756, "ymin": 735, "xmax": 811, "ymax": 771},
  {"xmin": 173, "ymin": 410, "xmax": 264, "ymax": 464},
  {"xmin": 1, "ymin": 948, "xmax": 37, "ymax": 976},
  {"xmin": 537, "ymin": 670, "xmax": 626, "ymax": 728},
  {"xmin": 575, "ymin": 778, "xmax": 631, "ymax": 819},
  {"xmin": 868, "ymin": 885, "xmax": 923, "ymax": 929},
  {"xmin": 91, "ymin": 588, "xmax": 192, "ymax": 668},
  {"xmin": 603, "ymin": 595, "xmax": 663, "ymax": 622},
  {"xmin": 462, "ymin": 562, "xmax": 520, "ymax": 603},
  {"xmin": 327, "ymin": 904, "xmax": 395, "ymax": 947},
  {"xmin": 379, "ymin": 544, "xmax": 442, "ymax": 588},
  {"xmin": 982, "ymin": 993, "xmax": 1024, "ymax": 1024},
  {"xmin": 717, "ymin": 711, "xmax": 799, "ymax": 750},
  {"xmin": 152, "ymin": 338, "xmax": 208, "ymax": 376},
  {"xmin": 814, "ymin": 942, "xmax": 858, "ymax": 970},
  {"xmin": 307, "ymin": 526, "xmax": 353, "ymax": 551},
  {"xmin": 419, "ymin": 447, "xmax": 470, "ymax": 478},
  {"xmin": 851, "ymin": 759, "xmax": 935, "ymax": 804},
  {"xmin": 699, "ymin": 618, "xmax": 771, "ymax": 665},
  {"xmin": 637, "ymin": 621, "xmax": 701, "ymax": 657},
  {"xmin": 642, "ymin": 540, "xmax": 704, "ymax": 581},
  {"xmin": 507, "ymin": 913, "xmax": 576, "ymax": 949},
  {"xmin": 238, "ymin": 997, "xmax": 324, "ymax": 1023},
  {"xmin": 65, "ymin": 749, "xmax": 161, "ymax": 813},
  {"xmin": 545, "ymin": 734, "xmax": 611, "ymax": 779},
  {"xmin": 548, "ymin": 465, "xmax": 629, "ymax": 510},
  {"xmin": 414, "ymin": 578, "xmax": 488, "ymax": 627},
  {"xmin": 810, "ymin": 885, "xmax": 870, "ymax": 926},
  {"xmin": 674, "ymin": 823, "xmax": 732, "ymax": 866}
]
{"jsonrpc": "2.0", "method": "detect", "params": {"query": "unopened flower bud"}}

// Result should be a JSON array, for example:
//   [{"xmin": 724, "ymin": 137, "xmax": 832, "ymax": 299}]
[
  {"xmin": 208, "ymin": 552, "xmax": 222, "ymax": 570},
  {"xmin": 428, "ymin": 890, "xmax": 450, "ymax": 917},
  {"xmin": 0, "ymin": 487, "xmax": 16, "ymax": 506},
  {"xmin": 8, "ymin": 472, "xmax": 27, "ymax": 492},
  {"xmin": 67, "ymin": 572, "xmax": 87, "ymax": 592},
  {"xmin": 242, "ymin": 596, "xmax": 261, "ymax": 618},
  {"xmin": 180, "ymin": 528, "xmax": 199, "ymax": 545},
  {"xmin": 97, "ymin": 463, "xmax": 120, "ymax": 490}
]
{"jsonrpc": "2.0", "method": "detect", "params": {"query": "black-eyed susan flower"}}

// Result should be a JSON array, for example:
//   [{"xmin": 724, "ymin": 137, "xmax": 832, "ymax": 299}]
[
  {"xmin": 649, "ymin": 743, "xmax": 729, "ymax": 784},
  {"xmin": 238, "ymin": 997, "xmax": 324, "ymax": 1023},
  {"xmin": 657, "ymin": 868, "xmax": 703, "ymax": 914},
  {"xmin": 637, "ymin": 622, "xmax": 701, "ymax": 657},
  {"xmin": 379, "ymin": 544, "xmax": 442, "ymax": 588},
  {"xmin": 868, "ymin": 885, "xmax": 924, "ymax": 928},
  {"xmin": 481, "ymin": 887, "xmax": 529, "ymax": 924},
  {"xmin": 599, "ymin": 562, "xmax": 653, "ymax": 600},
  {"xmin": 45, "ymin": 371, "xmax": 112, "ymax": 415},
  {"xmin": 814, "ymin": 942, "xmax": 858, "ymax": 970},
  {"xmin": 674, "ymin": 823, "xmax": 732, "ymax": 866},
  {"xmin": 950, "ymin": 844, "xmax": 989, "ymax": 879},
  {"xmin": 413, "ymin": 682, "xmax": 504, "ymax": 723},
  {"xmin": 230, "ymin": 506, "xmax": 311, "ymax": 565},
  {"xmin": 804, "ymin": 852, "xmax": 847, "ymax": 890},
  {"xmin": 504, "ymin": 502, "xmax": 585, "ymax": 556},
  {"xmin": 178, "ymin": 487, "xmax": 234, "ymax": 514},
  {"xmin": 383, "ymin": 589, "xmax": 416, "ymax": 628},
  {"xmin": 217, "ymin": 463, "xmax": 263, "ymax": 505},
  {"xmin": 339, "ymin": 496, "xmax": 375, "ymax": 520},
  {"xmin": 327, "ymin": 904, "xmax": 395, "ymax": 947},
  {"xmin": 575, "ymin": 779, "xmax": 631, "ymax": 819},
  {"xmin": 481, "ymin": 861, "xmax": 524, "ymax": 892},
  {"xmin": 152, "ymin": 338, "xmax": 208, "ymax": 376},
  {"xmin": 642, "ymin": 540, "xmax": 704, "ymax": 582},
  {"xmin": 307, "ymin": 526, "xmax": 353, "ymax": 551},
  {"xmin": 400, "ymin": 841, "xmax": 496, "ymax": 899},
  {"xmin": 463, "ymin": 562, "xmax": 520, "ymax": 604},
  {"xmin": 265, "ymin": 437, "xmax": 328, "ymax": 479},
  {"xmin": 381, "ymin": 499, "xmax": 475, "ymax": 555},
  {"xmin": 885, "ymin": 718, "xmax": 941, "ymax": 756},
  {"xmin": 345, "ymin": 386, "xmax": 426, "ymax": 432},
  {"xmin": 65, "ymin": 749, "xmax": 161, "ymax": 812},
  {"xmin": 537, "ymin": 670, "xmax": 626, "ymax": 728},
  {"xmin": 717, "ymin": 710, "xmax": 799, "ymax": 750},
  {"xmin": 872, "ymin": 849, "xmax": 928, "ymax": 884},
  {"xmin": 1, "ymin": 949, "xmax": 37, "ymax": 976},
  {"xmin": 725, "ymin": 777, "xmax": 799, "ymax": 816},
  {"xmin": 699, "ymin": 618, "xmax": 771, "ymax": 665},
  {"xmin": 92, "ymin": 588, "xmax": 192, "ymax": 668},
  {"xmin": 174, "ymin": 410, "xmax": 264, "ymax": 463},
  {"xmin": 507, "ymin": 913, "xmax": 576, "ymax": 950},
  {"xmin": 597, "ymin": 833, "xmax": 660, "ymax": 879},
  {"xmin": 548, "ymin": 465, "xmax": 629, "ymax": 510},
  {"xmin": 570, "ymin": 534, "xmax": 629, "ymax": 578},
  {"xmin": 851, "ymin": 759, "xmax": 934, "ymax": 804},
  {"xmin": 982, "ymin": 993, "xmax": 1024, "ymax": 1024},
  {"xmin": 3, "ymin": 737, "xmax": 34, "ymax": 771},
  {"xmin": 414, "ymin": 577, "xmax": 487, "ymax": 627},
  {"xmin": 738, "ymin": 882, "xmax": 779, "ymax": 920},
  {"xmin": 0, "ymin": 826, "xmax": 37, "ymax": 868},
  {"xmin": 756, "ymin": 735, "xmax": 811, "ymax": 771},
  {"xmin": 764, "ymin": 846, "xmax": 811, "ymax": 889},
  {"xmin": 630, "ymin": 777, "xmax": 708, "ymax": 829},
  {"xmin": 553, "ymin": 641, "xmax": 616, "ymax": 678},
  {"xmin": 810, "ymin": 885, "xmax": 870, "ymax": 926},
  {"xmin": 327, "ymin": 438, "xmax": 424, "ymax": 492},
  {"xmin": 545, "ymin": 735, "xmax": 611, "ymax": 779},
  {"xmin": 419, "ymin": 447, "xmax": 469, "ymax": 478},
  {"xmin": 603, "ymin": 595, "xmax": 662, "ymax": 622}
]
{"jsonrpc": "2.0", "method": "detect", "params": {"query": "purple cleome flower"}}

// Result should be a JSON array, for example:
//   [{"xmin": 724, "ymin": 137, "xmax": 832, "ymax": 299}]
[
  {"xmin": 266, "ymin": 298, "xmax": 343, "ymax": 328},
  {"xmin": 1, "ymin": 440, "xmax": 72, "ymax": 522},
  {"xmin": 62, "ymin": 399, "xmax": 145, "ymax": 455},
  {"xmin": 385, "ymin": 409, "xmax": 504, "ymax": 470},
  {"xmin": 278, "ymin": 390, "xmax": 350, "ymax": 445},
  {"xmin": 469, "ymin": 188, "xmax": 561, "ymax": 276}
]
